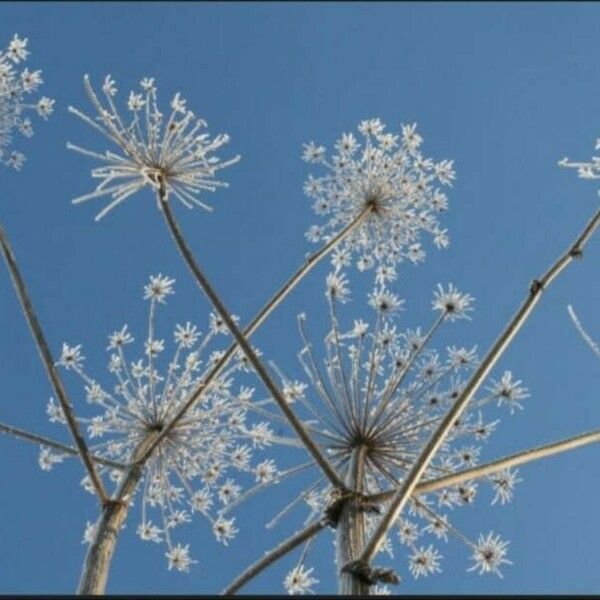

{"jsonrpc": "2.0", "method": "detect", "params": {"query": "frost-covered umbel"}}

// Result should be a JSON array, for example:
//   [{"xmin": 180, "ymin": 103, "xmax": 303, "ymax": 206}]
[
  {"xmin": 68, "ymin": 75, "xmax": 240, "ymax": 220},
  {"xmin": 303, "ymin": 119, "xmax": 454, "ymax": 275},
  {"xmin": 42, "ymin": 275, "xmax": 283, "ymax": 572},
  {"xmin": 260, "ymin": 276, "xmax": 526, "ymax": 592},
  {"xmin": 0, "ymin": 34, "xmax": 54, "ymax": 170}
]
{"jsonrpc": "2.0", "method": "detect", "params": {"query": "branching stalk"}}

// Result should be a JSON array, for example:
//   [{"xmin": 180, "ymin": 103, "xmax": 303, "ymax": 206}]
[
  {"xmin": 354, "ymin": 206, "xmax": 600, "ymax": 569},
  {"xmin": 156, "ymin": 184, "xmax": 344, "ymax": 489},
  {"xmin": 77, "ymin": 433, "xmax": 158, "ymax": 594},
  {"xmin": 0, "ymin": 224, "xmax": 109, "ymax": 504}
]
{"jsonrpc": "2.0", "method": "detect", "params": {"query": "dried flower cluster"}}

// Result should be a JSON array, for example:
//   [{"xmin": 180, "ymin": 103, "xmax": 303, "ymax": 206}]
[
  {"xmin": 262, "ymin": 276, "xmax": 526, "ymax": 591},
  {"xmin": 68, "ymin": 75, "xmax": 240, "ymax": 220},
  {"xmin": 303, "ymin": 119, "xmax": 454, "ymax": 277},
  {"xmin": 1, "ymin": 50, "xmax": 595, "ymax": 596},
  {"xmin": 0, "ymin": 34, "xmax": 54, "ymax": 170},
  {"xmin": 42, "ymin": 275, "xmax": 287, "ymax": 571}
]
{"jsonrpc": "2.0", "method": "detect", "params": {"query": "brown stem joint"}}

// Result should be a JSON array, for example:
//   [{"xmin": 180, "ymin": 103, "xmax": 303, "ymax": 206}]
[{"xmin": 341, "ymin": 559, "xmax": 400, "ymax": 586}]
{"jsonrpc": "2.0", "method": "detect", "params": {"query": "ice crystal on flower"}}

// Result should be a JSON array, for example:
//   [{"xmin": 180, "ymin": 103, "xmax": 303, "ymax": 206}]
[
  {"xmin": 0, "ymin": 34, "xmax": 54, "ymax": 170},
  {"xmin": 303, "ymin": 119, "xmax": 454, "ymax": 275},
  {"xmin": 409, "ymin": 545, "xmax": 442, "ymax": 578},
  {"xmin": 468, "ymin": 532, "xmax": 512, "ymax": 577},
  {"xmin": 44, "ymin": 275, "xmax": 284, "ymax": 572},
  {"xmin": 68, "ymin": 75, "xmax": 240, "ymax": 220},
  {"xmin": 257, "ymin": 277, "xmax": 526, "ymax": 587},
  {"xmin": 284, "ymin": 564, "xmax": 319, "ymax": 595},
  {"xmin": 559, "ymin": 137, "xmax": 600, "ymax": 185}
]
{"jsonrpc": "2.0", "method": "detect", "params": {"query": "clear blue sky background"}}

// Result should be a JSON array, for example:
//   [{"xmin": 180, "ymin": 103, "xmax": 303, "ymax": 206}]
[{"xmin": 1, "ymin": 1, "xmax": 600, "ymax": 594}]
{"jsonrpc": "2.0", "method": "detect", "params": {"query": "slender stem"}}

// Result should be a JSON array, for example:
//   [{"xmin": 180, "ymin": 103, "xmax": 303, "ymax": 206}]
[
  {"xmin": 356, "ymin": 206, "xmax": 600, "ymax": 567},
  {"xmin": 139, "ymin": 199, "xmax": 371, "ymax": 469},
  {"xmin": 157, "ymin": 185, "xmax": 344, "ymax": 489},
  {"xmin": 221, "ymin": 518, "xmax": 329, "ymax": 595},
  {"xmin": 567, "ymin": 304, "xmax": 600, "ymax": 359},
  {"xmin": 0, "ymin": 224, "xmax": 109, "ymax": 504},
  {"xmin": 77, "ymin": 433, "xmax": 158, "ymax": 594},
  {"xmin": 0, "ymin": 421, "xmax": 127, "ymax": 470},
  {"xmin": 367, "ymin": 428, "xmax": 600, "ymax": 503},
  {"xmin": 337, "ymin": 445, "xmax": 369, "ymax": 595}
]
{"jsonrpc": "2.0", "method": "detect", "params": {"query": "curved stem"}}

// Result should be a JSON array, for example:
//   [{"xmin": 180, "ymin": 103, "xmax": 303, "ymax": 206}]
[
  {"xmin": 77, "ymin": 433, "xmax": 157, "ymax": 594},
  {"xmin": 0, "ymin": 223, "xmax": 108, "ymax": 504},
  {"xmin": 156, "ymin": 186, "xmax": 344, "ymax": 489},
  {"xmin": 221, "ymin": 517, "xmax": 328, "ymax": 595},
  {"xmin": 139, "ymin": 199, "xmax": 370, "ymax": 473},
  {"xmin": 355, "ymin": 206, "xmax": 600, "ymax": 567}
]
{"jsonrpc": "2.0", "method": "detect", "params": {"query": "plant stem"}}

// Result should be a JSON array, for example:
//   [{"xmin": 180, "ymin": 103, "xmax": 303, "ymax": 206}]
[
  {"xmin": 0, "ymin": 421, "xmax": 127, "ymax": 470},
  {"xmin": 157, "ymin": 185, "xmax": 344, "ymax": 489},
  {"xmin": 367, "ymin": 428, "xmax": 600, "ymax": 502},
  {"xmin": 337, "ymin": 445, "xmax": 369, "ymax": 595},
  {"xmin": 0, "ymin": 223, "xmax": 108, "ymax": 504},
  {"xmin": 221, "ymin": 518, "xmax": 329, "ymax": 595},
  {"xmin": 139, "ymin": 199, "xmax": 370, "ymax": 471},
  {"xmin": 77, "ymin": 433, "xmax": 157, "ymax": 594},
  {"xmin": 353, "ymin": 206, "xmax": 600, "ymax": 570}
]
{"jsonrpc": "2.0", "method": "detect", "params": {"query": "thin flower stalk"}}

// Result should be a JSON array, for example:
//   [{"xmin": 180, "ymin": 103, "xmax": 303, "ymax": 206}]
[
  {"xmin": 0, "ymin": 224, "xmax": 109, "ymax": 503},
  {"xmin": 368, "ymin": 428, "xmax": 600, "ymax": 502},
  {"xmin": 0, "ymin": 421, "xmax": 127, "ymax": 470},
  {"xmin": 567, "ymin": 304, "xmax": 600, "ymax": 359},
  {"xmin": 351, "ymin": 206, "xmax": 600, "ymax": 576},
  {"xmin": 222, "ymin": 517, "xmax": 329, "ymax": 595},
  {"xmin": 156, "ymin": 183, "xmax": 344, "ymax": 490}
]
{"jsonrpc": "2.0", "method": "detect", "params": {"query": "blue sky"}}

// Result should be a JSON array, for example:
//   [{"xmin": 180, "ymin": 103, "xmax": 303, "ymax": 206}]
[{"xmin": 1, "ymin": 1, "xmax": 600, "ymax": 594}]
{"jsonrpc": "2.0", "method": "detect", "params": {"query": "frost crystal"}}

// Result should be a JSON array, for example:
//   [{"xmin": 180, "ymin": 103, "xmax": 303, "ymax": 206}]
[
  {"xmin": 303, "ymin": 119, "xmax": 454, "ymax": 275},
  {"xmin": 468, "ymin": 532, "xmax": 512, "ymax": 577},
  {"xmin": 68, "ymin": 75, "xmax": 240, "ymax": 220},
  {"xmin": 284, "ymin": 564, "xmax": 319, "ymax": 595},
  {"xmin": 0, "ymin": 34, "xmax": 54, "ymax": 170}
]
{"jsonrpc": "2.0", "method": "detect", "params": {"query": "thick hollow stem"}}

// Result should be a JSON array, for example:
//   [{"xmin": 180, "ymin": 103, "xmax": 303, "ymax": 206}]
[
  {"xmin": 77, "ymin": 434, "xmax": 157, "ymax": 595},
  {"xmin": 157, "ymin": 187, "xmax": 344, "ymax": 489},
  {"xmin": 337, "ymin": 446, "xmax": 369, "ymax": 595},
  {"xmin": 140, "ymin": 199, "xmax": 370, "ymax": 471},
  {"xmin": 222, "ymin": 518, "xmax": 328, "ymax": 595},
  {"xmin": 355, "ymin": 206, "xmax": 600, "ymax": 567},
  {"xmin": 0, "ymin": 224, "xmax": 108, "ymax": 503}
]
